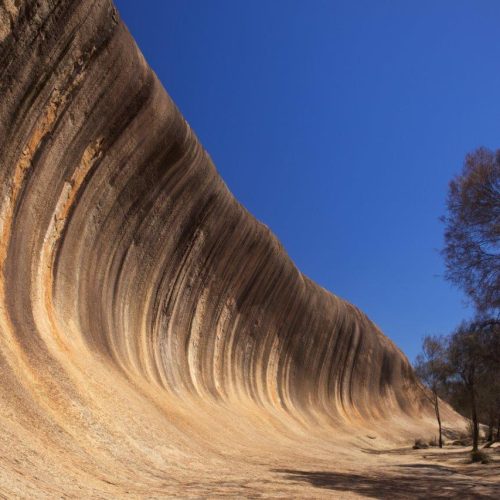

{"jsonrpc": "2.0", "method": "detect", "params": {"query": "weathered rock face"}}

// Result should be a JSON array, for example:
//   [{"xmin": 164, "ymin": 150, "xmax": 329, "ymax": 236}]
[{"xmin": 0, "ymin": 0, "xmax": 456, "ymax": 496}]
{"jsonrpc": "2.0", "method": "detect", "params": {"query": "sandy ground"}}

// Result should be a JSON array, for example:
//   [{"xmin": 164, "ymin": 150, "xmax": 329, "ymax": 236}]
[
  {"xmin": 279, "ymin": 445, "xmax": 500, "ymax": 499},
  {"xmin": 204, "ymin": 445, "xmax": 500, "ymax": 498}
]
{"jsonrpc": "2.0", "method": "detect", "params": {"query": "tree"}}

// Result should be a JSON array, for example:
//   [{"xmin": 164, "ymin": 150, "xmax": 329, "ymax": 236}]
[
  {"xmin": 441, "ymin": 147, "xmax": 500, "ymax": 315},
  {"xmin": 447, "ymin": 319, "xmax": 499, "ymax": 451},
  {"xmin": 477, "ymin": 370, "xmax": 500, "ymax": 443},
  {"xmin": 415, "ymin": 336, "xmax": 449, "ymax": 448},
  {"xmin": 475, "ymin": 319, "xmax": 500, "ymax": 444}
]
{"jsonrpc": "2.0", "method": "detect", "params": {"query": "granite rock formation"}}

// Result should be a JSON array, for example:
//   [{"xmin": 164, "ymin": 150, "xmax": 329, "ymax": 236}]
[{"xmin": 0, "ymin": 1, "xmax": 459, "ymax": 496}]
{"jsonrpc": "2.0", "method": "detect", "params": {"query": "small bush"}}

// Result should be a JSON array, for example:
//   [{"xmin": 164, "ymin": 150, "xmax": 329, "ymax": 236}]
[
  {"xmin": 413, "ymin": 438, "xmax": 429, "ymax": 449},
  {"xmin": 470, "ymin": 450, "xmax": 491, "ymax": 464},
  {"xmin": 429, "ymin": 437, "xmax": 438, "ymax": 447}
]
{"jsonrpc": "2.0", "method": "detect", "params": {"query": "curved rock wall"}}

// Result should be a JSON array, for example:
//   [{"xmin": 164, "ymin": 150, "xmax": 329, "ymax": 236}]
[{"xmin": 0, "ymin": 0, "xmax": 452, "ymax": 495}]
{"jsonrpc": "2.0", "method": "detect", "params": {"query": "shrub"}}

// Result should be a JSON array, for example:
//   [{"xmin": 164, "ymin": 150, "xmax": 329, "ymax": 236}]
[
  {"xmin": 470, "ymin": 450, "xmax": 491, "ymax": 464},
  {"xmin": 413, "ymin": 438, "xmax": 429, "ymax": 449}
]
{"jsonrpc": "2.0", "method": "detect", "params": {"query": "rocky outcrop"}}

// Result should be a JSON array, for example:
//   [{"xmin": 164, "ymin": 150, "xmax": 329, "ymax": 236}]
[{"xmin": 0, "ymin": 0, "xmax": 457, "ymax": 496}]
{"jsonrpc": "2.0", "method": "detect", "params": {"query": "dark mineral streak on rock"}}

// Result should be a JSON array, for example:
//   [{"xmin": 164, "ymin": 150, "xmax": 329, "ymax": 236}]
[{"xmin": 0, "ymin": 1, "xmax": 460, "ymax": 496}]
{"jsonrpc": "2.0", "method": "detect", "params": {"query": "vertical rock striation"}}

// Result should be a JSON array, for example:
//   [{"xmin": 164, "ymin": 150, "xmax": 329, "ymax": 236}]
[{"xmin": 0, "ymin": 0, "xmax": 456, "ymax": 496}]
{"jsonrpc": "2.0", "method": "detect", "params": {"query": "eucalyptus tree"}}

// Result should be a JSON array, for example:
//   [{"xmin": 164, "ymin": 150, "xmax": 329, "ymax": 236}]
[
  {"xmin": 442, "ymin": 147, "xmax": 500, "ymax": 315},
  {"xmin": 414, "ymin": 335, "xmax": 449, "ymax": 448}
]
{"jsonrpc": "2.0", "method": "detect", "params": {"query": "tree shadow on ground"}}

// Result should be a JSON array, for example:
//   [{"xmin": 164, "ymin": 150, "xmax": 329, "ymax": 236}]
[{"xmin": 273, "ymin": 466, "xmax": 500, "ymax": 499}]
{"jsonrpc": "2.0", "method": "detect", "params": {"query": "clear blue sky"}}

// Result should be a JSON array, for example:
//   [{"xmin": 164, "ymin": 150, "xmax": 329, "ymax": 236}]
[{"xmin": 115, "ymin": 0, "xmax": 500, "ymax": 362}]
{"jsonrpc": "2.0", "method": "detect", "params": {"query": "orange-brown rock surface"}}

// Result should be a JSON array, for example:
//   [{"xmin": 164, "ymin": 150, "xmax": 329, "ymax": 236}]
[{"xmin": 0, "ymin": 1, "xmax": 463, "ymax": 497}]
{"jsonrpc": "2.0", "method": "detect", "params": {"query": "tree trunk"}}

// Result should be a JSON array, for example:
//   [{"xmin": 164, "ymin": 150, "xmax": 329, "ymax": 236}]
[
  {"xmin": 496, "ymin": 416, "xmax": 500, "ymax": 441},
  {"xmin": 470, "ymin": 385, "xmax": 479, "ymax": 452},
  {"xmin": 434, "ymin": 393, "xmax": 443, "ymax": 448}
]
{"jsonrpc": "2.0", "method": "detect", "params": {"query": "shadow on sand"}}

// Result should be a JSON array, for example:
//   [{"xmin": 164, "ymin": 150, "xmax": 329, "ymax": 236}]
[{"xmin": 273, "ymin": 465, "xmax": 500, "ymax": 499}]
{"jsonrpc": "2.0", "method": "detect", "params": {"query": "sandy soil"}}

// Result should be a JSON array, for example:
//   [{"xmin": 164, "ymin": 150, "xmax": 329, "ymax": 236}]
[
  {"xmin": 280, "ymin": 445, "xmax": 500, "ymax": 499},
  {"xmin": 192, "ymin": 445, "xmax": 500, "ymax": 498}
]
